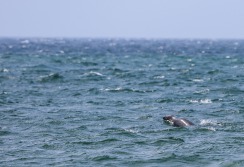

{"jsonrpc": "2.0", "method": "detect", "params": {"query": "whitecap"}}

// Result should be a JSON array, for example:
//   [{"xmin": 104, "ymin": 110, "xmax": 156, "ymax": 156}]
[
  {"xmin": 124, "ymin": 128, "xmax": 138, "ymax": 134},
  {"xmin": 189, "ymin": 99, "xmax": 212, "ymax": 104},
  {"xmin": 200, "ymin": 99, "xmax": 212, "ymax": 104},
  {"xmin": 20, "ymin": 39, "xmax": 30, "ymax": 44},
  {"xmin": 192, "ymin": 79, "xmax": 204, "ymax": 82},
  {"xmin": 206, "ymin": 127, "xmax": 216, "ymax": 131},
  {"xmin": 194, "ymin": 89, "xmax": 210, "ymax": 94},
  {"xmin": 154, "ymin": 75, "xmax": 165, "ymax": 79},
  {"xmin": 88, "ymin": 71, "xmax": 104, "ymax": 76},
  {"xmin": 103, "ymin": 88, "xmax": 111, "ymax": 91},
  {"xmin": 102, "ymin": 87, "xmax": 122, "ymax": 92},
  {"xmin": 189, "ymin": 100, "xmax": 198, "ymax": 103},
  {"xmin": 114, "ymin": 87, "xmax": 123, "ymax": 91},
  {"xmin": 1, "ymin": 68, "xmax": 9, "ymax": 72}
]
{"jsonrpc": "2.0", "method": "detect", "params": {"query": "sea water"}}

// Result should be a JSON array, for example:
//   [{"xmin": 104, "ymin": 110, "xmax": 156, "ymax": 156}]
[{"xmin": 0, "ymin": 38, "xmax": 244, "ymax": 166}]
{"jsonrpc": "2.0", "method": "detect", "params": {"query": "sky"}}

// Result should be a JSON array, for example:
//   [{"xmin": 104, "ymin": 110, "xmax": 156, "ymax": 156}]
[{"xmin": 0, "ymin": 0, "xmax": 244, "ymax": 39}]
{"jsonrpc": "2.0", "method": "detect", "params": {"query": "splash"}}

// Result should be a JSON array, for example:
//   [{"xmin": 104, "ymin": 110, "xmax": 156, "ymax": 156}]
[{"xmin": 200, "ymin": 119, "xmax": 219, "ymax": 126}]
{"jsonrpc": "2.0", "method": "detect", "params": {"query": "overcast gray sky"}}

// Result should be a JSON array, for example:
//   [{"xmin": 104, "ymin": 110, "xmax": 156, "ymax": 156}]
[{"xmin": 0, "ymin": 0, "xmax": 244, "ymax": 39}]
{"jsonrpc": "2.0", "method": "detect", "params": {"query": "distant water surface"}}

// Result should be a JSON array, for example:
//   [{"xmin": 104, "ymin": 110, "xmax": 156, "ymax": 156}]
[{"xmin": 0, "ymin": 38, "xmax": 244, "ymax": 166}]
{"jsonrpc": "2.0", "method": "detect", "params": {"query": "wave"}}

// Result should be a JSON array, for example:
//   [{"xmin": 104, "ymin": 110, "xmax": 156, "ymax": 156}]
[
  {"xmin": 102, "ymin": 87, "xmax": 151, "ymax": 93},
  {"xmin": 39, "ymin": 73, "xmax": 63, "ymax": 82}
]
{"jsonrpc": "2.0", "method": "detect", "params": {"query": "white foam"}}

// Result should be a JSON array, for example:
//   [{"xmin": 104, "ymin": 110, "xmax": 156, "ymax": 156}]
[
  {"xmin": 89, "ymin": 71, "xmax": 103, "ymax": 76},
  {"xmin": 200, "ymin": 119, "xmax": 219, "ymax": 126},
  {"xmin": 200, "ymin": 99, "xmax": 212, "ymax": 104},
  {"xmin": 206, "ymin": 127, "xmax": 216, "ymax": 131},
  {"xmin": 114, "ymin": 87, "xmax": 123, "ymax": 91},
  {"xmin": 103, "ymin": 87, "xmax": 122, "ymax": 91},
  {"xmin": 154, "ymin": 75, "xmax": 165, "ymax": 79},
  {"xmin": 200, "ymin": 119, "xmax": 220, "ymax": 131},
  {"xmin": 189, "ymin": 98, "xmax": 212, "ymax": 104},
  {"xmin": 2, "ymin": 68, "xmax": 9, "ymax": 72},
  {"xmin": 193, "ymin": 79, "xmax": 204, "ymax": 82},
  {"xmin": 20, "ymin": 40, "xmax": 29, "ymax": 44},
  {"xmin": 194, "ymin": 89, "xmax": 210, "ymax": 94},
  {"xmin": 124, "ymin": 128, "xmax": 138, "ymax": 134},
  {"xmin": 189, "ymin": 100, "xmax": 198, "ymax": 103}
]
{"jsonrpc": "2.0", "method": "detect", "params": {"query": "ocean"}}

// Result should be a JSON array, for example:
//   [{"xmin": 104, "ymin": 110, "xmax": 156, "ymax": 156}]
[{"xmin": 0, "ymin": 38, "xmax": 244, "ymax": 166}]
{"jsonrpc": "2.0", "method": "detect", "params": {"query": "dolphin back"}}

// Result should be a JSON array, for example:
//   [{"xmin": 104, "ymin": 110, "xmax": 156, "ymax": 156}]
[{"xmin": 173, "ymin": 118, "xmax": 194, "ymax": 127}]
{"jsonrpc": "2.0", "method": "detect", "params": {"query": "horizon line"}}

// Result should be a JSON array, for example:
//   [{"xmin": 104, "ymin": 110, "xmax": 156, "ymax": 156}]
[{"xmin": 1, "ymin": 36, "xmax": 244, "ymax": 41}]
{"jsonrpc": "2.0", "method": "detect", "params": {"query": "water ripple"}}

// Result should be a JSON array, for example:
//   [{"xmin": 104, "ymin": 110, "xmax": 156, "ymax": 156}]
[{"xmin": 1, "ymin": 38, "xmax": 244, "ymax": 166}]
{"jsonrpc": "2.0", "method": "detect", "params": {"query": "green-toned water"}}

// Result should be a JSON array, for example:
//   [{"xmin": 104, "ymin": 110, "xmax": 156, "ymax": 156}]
[{"xmin": 1, "ymin": 38, "xmax": 244, "ymax": 166}]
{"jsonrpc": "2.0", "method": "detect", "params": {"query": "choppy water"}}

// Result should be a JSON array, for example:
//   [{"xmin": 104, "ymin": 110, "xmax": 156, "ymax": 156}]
[{"xmin": 1, "ymin": 38, "xmax": 244, "ymax": 166}]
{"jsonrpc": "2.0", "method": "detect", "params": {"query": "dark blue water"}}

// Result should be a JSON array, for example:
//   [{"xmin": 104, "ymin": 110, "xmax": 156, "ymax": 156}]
[{"xmin": 1, "ymin": 38, "xmax": 244, "ymax": 166}]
